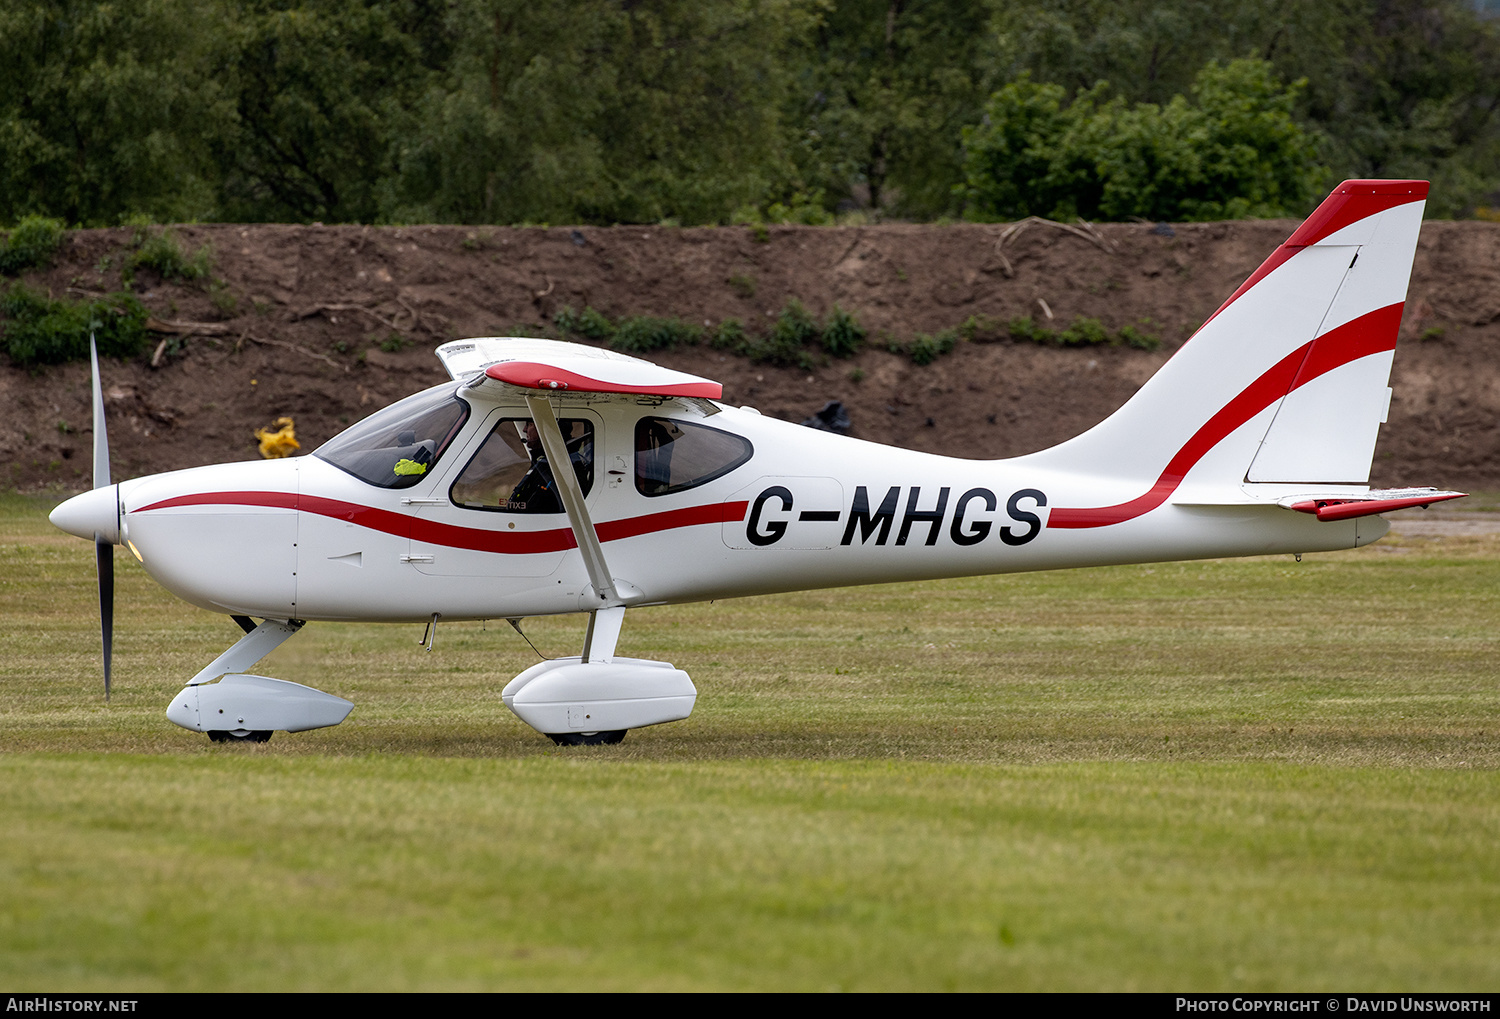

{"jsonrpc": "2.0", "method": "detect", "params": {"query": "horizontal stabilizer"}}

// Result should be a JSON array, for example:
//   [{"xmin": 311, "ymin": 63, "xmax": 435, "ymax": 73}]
[
  {"xmin": 1282, "ymin": 488, "xmax": 1467, "ymax": 521},
  {"xmin": 1174, "ymin": 488, "xmax": 1467, "ymax": 520}
]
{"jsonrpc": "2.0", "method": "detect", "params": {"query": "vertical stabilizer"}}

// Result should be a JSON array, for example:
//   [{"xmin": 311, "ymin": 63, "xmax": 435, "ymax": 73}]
[{"xmin": 1026, "ymin": 180, "xmax": 1428, "ymax": 528}]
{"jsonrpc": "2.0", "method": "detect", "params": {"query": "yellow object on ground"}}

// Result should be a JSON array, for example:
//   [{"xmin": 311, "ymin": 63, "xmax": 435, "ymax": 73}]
[{"xmin": 255, "ymin": 417, "xmax": 301, "ymax": 458}]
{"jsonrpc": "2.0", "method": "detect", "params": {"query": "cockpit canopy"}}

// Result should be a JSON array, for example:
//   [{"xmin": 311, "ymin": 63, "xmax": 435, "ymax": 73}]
[{"xmin": 314, "ymin": 383, "xmax": 470, "ymax": 489}]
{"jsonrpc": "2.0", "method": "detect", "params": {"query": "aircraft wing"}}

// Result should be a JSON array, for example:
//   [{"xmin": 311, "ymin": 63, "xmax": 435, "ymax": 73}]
[
  {"xmin": 435, "ymin": 337, "xmax": 721, "ymax": 401},
  {"xmin": 433, "ymin": 337, "xmax": 721, "ymax": 620}
]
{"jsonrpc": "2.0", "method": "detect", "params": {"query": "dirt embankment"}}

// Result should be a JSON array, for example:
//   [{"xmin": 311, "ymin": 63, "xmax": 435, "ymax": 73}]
[{"xmin": 4, "ymin": 218, "xmax": 1499, "ymax": 492}]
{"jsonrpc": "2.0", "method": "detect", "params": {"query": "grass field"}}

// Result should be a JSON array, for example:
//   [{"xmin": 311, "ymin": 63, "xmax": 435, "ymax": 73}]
[{"xmin": 2, "ymin": 492, "xmax": 1497, "ymax": 990}]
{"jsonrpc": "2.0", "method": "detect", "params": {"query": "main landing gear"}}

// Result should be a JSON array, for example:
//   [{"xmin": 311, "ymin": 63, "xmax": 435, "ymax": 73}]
[{"xmin": 503, "ymin": 608, "xmax": 697, "ymax": 747}]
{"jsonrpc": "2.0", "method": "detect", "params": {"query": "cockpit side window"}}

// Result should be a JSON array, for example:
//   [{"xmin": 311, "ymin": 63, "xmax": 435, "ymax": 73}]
[
  {"xmin": 314, "ymin": 385, "xmax": 470, "ymax": 489},
  {"xmin": 450, "ymin": 418, "xmax": 594, "ymax": 513},
  {"xmin": 635, "ymin": 417, "xmax": 752, "ymax": 496}
]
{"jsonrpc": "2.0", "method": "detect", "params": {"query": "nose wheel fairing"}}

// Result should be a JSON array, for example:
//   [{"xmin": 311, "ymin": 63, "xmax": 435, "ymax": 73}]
[
  {"xmin": 165, "ymin": 618, "xmax": 354, "ymax": 741},
  {"xmin": 167, "ymin": 673, "xmax": 354, "ymax": 737}
]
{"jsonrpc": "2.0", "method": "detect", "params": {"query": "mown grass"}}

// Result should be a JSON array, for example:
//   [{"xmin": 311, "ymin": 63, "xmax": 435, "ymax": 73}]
[{"xmin": 2, "ymin": 492, "xmax": 1497, "ymax": 990}]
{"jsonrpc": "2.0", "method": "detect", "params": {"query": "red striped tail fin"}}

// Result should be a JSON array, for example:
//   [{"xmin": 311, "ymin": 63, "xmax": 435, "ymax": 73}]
[{"xmin": 1030, "ymin": 180, "xmax": 1429, "ymax": 528}]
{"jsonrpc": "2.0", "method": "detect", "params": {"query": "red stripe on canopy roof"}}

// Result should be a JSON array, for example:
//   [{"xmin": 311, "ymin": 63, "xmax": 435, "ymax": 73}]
[{"xmin": 485, "ymin": 361, "xmax": 722, "ymax": 399}]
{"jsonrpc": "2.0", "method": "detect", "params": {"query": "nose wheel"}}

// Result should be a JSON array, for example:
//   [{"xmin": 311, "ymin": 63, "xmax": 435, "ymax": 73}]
[
  {"xmin": 547, "ymin": 730, "xmax": 626, "ymax": 746},
  {"xmin": 208, "ymin": 729, "xmax": 274, "ymax": 743}
]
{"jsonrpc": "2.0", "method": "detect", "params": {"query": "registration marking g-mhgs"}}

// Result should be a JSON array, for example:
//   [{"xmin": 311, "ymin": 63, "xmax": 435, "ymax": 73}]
[{"xmin": 741, "ymin": 483, "xmax": 1048, "ymax": 549}]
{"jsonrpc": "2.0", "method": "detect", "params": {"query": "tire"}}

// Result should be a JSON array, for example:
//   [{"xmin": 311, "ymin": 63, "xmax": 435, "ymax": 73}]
[
  {"xmin": 546, "ymin": 730, "xmax": 626, "ymax": 746},
  {"xmin": 208, "ymin": 730, "xmax": 274, "ymax": 743}
]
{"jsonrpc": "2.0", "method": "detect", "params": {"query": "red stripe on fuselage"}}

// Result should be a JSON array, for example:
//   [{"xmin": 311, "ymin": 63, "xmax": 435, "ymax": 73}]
[
  {"xmin": 596, "ymin": 502, "xmax": 744, "ymax": 542},
  {"xmin": 135, "ymin": 490, "xmax": 749, "ymax": 553},
  {"xmin": 1048, "ymin": 303, "xmax": 1403, "ymax": 528}
]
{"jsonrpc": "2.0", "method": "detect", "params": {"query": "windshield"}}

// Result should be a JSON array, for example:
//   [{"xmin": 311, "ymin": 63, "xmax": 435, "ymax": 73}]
[{"xmin": 314, "ymin": 383, "xmax": 471, "ymax": 489}]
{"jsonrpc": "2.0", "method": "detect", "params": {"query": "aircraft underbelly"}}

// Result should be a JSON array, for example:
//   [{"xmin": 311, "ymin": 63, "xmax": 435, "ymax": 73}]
[{"xmin": 635, "ymin": 501, "xmax": 1368, "ymax": 604}]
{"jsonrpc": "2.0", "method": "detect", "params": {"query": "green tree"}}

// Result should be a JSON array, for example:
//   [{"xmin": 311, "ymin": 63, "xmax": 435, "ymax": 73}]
[
  {"xmin": 793, "ymin": 0, "xmax": 999, "ymax": 217},
  {"xmin": 0, "ymin": 0, "xmax": 225, "ymax": 225},
  {"xmin": 208, "ymin": 0, "xmax": 436, "ymax": 223},
  {"xmin": 982, "ymin": 0, "xmax": 1500, "ymax": 217},
  {"xmin": 959, "ymin": 59, "xmax": 1324, "ymax": 221},
  {"xmin": 1309, "ymin": 0, "xmax": 1500, "ymax": 215},
  {"xmin": 383, "ymin": 0, "xmax": 811, "ymax": 225}
]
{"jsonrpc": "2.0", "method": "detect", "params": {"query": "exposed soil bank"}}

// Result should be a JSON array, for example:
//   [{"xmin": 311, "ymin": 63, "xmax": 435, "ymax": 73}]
[{"xmin": 5, "ymin": 218, "xmax": 1499, "ymax": 493}]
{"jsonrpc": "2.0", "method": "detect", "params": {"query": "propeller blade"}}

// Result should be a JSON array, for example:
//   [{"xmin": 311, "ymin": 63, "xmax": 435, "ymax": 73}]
[
  {"xmin": 90, "ymin": 333, "xmax": 110, "ymax": 490},
  {"xmin": 97, "ymin": 538, "xmax": 113, "ymax": 701},
  {"xmin": 90, "ymin": 332, "xmax": 114, "ymax": 700}
]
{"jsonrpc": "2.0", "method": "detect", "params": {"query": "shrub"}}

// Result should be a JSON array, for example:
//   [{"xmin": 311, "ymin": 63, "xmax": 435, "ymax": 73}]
[
  {"xmin": 1057, "ymin": 317, "xmax": 1109, "ymax": 347},
  {"xmin": 909, "ymin": 329, "xmax": 957, "ymax": 366},
  {"xmin": 821, "ymin": 305, "xmax": 866, "ymax": 358},
  {"xmin": 554, "ymin": 305, "xmax": 614, "ymax": 341},
  {"xmin": 751, "ymin": 299, "xmax": 821, "ymax": 367},
  {"xmin": 125, "ymin": 226, "xmax": 211, "ymax": 283},
  {"xmin": 1, "ymin": 283, "xmax": 149, "ymax": 366},
  {"xmin": 959, "ymin": 59, "xmax": 1323, "ymax": 222},
  {"xmin": 209, "ymin": 280, "xmax": 239, "ymax": 318},
  {"xmin": 958, "ymin": 314, "xmax": 1006, "ymax": 343},
  {"xmin": 1117, "ymin": 324, "xmax": 1162, "ymax": 350},
  {"xmin": 1007, "ymin": 316, "xmax": 1055, "ymax": 345},
  {"xmin": 0, "ymin": 217, "xmax": 67, "ymax": 275},
  {"xmin": 773, "ymin": 298, "xmax": 819, "ymax": 347},
  {"xmin": 762, "ymin": 189, "xmax": 835, "ymax": 226},
  {"xmin": 610, "ymin": 315, "xmax": 702, "ymax": 353},
  {"xmin": 708, "ymin": 319, "xmax": 749, "ymax": 353}
]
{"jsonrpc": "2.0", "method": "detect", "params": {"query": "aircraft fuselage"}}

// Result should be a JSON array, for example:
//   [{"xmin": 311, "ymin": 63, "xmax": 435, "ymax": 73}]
[{"xmin": 117, "ymin": 395, "xmax": 1381, "ymax": 624}]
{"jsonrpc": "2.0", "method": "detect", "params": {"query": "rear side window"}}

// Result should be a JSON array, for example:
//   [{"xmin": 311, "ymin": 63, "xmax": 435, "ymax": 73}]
[{"xmin": 635, "ymin": 417, "xmax": 752, "ymax": 497}]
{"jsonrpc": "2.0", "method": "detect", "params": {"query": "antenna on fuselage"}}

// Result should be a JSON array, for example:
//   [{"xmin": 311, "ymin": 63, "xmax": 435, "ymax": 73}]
[{"xmin": 507, "ymin": 618, "xmax": 549, "ymax": 661}]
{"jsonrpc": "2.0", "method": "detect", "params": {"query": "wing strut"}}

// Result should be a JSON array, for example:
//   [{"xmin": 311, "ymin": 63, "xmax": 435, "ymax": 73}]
[{"xmin": 525, "ymin": 395, "xmax": 619, "ymax": 609}]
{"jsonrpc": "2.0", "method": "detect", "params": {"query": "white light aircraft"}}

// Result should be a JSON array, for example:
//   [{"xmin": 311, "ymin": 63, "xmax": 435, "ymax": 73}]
[{"xmin": 51, "ymin": 179, "xmax": 1464, "ymax": 745}]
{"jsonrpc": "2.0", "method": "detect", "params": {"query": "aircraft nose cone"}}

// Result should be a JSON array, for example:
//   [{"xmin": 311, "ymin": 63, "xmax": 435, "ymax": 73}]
[{"xmin": 51, "ymin": 486, "xmax": 119, "ymax": 543}]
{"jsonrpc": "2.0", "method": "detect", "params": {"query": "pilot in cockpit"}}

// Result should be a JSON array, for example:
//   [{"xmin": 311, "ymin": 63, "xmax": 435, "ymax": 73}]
[{"xmin": 506, "ymin": 420, "xmax": 592, "ymax": 513}]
